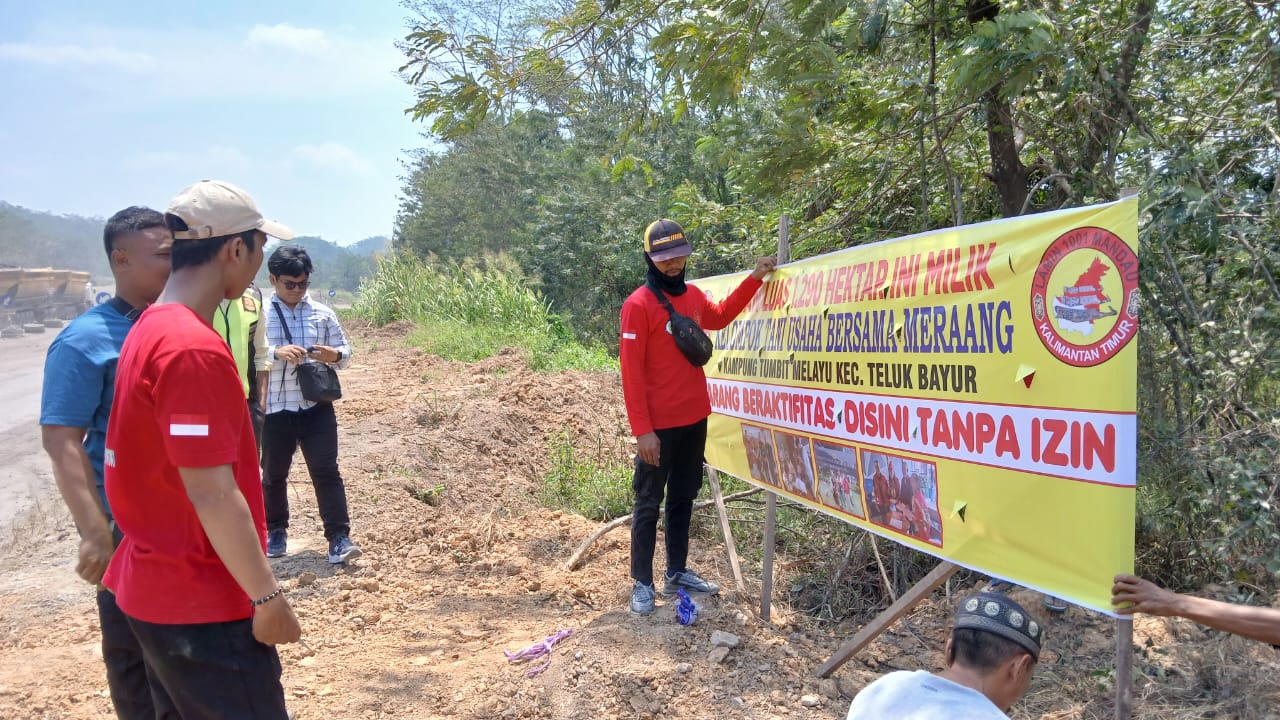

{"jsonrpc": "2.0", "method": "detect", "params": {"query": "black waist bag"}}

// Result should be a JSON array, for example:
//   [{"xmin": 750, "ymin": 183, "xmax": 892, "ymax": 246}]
[
  {"xmin": 273, "ymin": 303, "xmax": 343, "ymax": 403},
  {"xmin": 296, "ymin": 362, "xmax": 342, "ymax": 403},
  {"xmin": 648, "ymin": 284, "xmax": 714, "ymax": 367}
]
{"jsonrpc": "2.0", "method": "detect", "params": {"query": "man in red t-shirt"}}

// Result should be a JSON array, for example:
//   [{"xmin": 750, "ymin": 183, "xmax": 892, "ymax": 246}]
[
  {"xmin": 620, "ymin": 218, "xmax": 775, "ymax": 615},
  {"xmin": 103, "ymin": 180, "xmax": 301, "ymax": 718}
]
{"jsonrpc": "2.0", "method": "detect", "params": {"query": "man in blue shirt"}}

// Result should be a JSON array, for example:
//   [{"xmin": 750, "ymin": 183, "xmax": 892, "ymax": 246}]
[{"xmin": 40, "ymin": 206, "xmax": 174, "ymax": 719}]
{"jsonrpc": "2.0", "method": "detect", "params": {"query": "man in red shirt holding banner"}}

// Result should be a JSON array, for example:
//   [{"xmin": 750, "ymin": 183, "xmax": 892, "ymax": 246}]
[
  {"xmin": 620, "ymin": 218, "xmax": 775, "ymax": 615},
  {"xmin": 103, "ymin": 180, "xmax": 301, "ymax": 718}
]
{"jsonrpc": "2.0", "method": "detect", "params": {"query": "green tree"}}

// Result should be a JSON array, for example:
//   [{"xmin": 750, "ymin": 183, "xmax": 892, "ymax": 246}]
[{"xmin": 396, "ymin": 0, "xmax": 1280, "ymax": 583}]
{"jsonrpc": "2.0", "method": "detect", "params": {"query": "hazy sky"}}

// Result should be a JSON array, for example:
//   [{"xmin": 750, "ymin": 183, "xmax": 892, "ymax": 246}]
[{"xmin": 0, "ymin": 0, "xmax": 428, "ymax": 245}]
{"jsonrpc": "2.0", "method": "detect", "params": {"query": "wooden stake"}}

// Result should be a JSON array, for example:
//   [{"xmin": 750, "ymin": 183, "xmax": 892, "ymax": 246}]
[
  {"xmin": 760, "ymin": 215, "xmax": 791, "ymax": 622},
  {"xmin": 817, "ymin": 561, "xmax": 959, "ymax": 677},
  {"xmin": 1115, "ymin": 618, "xmax": 1133, "ymax": 720},
  {"xmin": 761, "ymin": 491, "xmax": 777, "ymax": 622},
  {"xmin": 706, "ymin": 467, "xmax": 747, "ymax": 596},
  {"xmin": 869, "ymin": 533, "xmax": 898, "ymax": 602}
]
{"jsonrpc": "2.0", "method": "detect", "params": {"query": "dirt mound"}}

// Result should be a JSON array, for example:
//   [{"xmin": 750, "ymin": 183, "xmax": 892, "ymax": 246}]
[{"xmin": 3, "ymin": 327, "xmax": 1280, "ymax": 719}]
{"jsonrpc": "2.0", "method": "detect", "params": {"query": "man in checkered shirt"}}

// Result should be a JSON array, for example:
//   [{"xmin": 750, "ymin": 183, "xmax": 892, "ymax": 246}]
[{"xmin": 261, "ymin": 244, "xmax": 360, "ymax": 565}]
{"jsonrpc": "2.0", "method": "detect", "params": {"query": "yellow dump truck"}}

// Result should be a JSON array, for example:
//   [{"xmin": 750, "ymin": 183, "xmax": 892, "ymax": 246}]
[{"xmin": 0, "ymin": 267, "xmax": 93, "ymax": 329}]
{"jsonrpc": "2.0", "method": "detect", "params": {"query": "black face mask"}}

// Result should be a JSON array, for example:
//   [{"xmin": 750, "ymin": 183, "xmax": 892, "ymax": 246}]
[{"xmin": 645, "ymin": 254, "xmax": 687, "ymax": 296}]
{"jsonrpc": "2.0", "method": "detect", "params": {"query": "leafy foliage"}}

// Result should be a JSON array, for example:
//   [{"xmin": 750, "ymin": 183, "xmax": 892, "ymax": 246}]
[
  {"xmin": 540, "ymin": 429, "xmax": 634, "ymax": 521},
  {"xmin": 395, "ymin": 0, "xmax": 1280, "ymax": 589}
]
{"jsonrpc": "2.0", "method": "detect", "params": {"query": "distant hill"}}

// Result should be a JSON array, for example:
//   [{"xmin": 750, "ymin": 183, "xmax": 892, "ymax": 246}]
[
  {"xmin": 0, "ymin": 202, "xmax": 386, "ymax": 290},
  {"xmin": 349, "ymin": 235, "xmax": 390, "ymax": 256},
  {"xmin": 255, "ymin": 235, "xmax": 384, "ymax": 292},
  {"xmin": 0, "ymin": 202, "xmax": 112, "ymax": 279}
]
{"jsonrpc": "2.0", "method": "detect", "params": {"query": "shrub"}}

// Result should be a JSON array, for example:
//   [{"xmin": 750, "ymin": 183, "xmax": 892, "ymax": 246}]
[{"xmin": 352, "ymin": 253, "xmax": 615, "ymax": 372}]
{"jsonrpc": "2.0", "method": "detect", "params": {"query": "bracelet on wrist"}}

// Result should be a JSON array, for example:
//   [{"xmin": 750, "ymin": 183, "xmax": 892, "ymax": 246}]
[{"xmin": 251, "ymin": 587, "xmax": 284, "ymax": 607}]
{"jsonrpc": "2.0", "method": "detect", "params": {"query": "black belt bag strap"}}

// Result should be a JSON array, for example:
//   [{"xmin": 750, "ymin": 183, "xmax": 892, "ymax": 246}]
[
  {"xmin": 272, "ymin": 302, "xmax": 342, "ymax": 403},
  {"xmin": 647, "ymin": 284, "xmax": 714, "ymax": 367}
]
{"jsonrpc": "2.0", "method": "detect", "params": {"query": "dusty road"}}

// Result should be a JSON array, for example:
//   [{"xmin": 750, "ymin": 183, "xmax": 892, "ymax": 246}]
[{"xmin": 0, "ymin": 329, "xmax": 58, "ymax": 536}]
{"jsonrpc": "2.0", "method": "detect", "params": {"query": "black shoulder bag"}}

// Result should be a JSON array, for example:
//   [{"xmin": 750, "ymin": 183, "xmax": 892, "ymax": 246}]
[
  {"xmin": 272, "ymin": 302, "xmax": 342, "ymax": 403},
  {"xmin": 647, "ymin": 284, "xmax": 714, "ymax": 367}
]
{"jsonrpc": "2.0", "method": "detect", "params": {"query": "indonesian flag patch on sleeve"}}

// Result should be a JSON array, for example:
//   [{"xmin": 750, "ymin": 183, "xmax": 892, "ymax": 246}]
[{"xmin": 169, "ymin": 414, "xmax": 210, "ymax": 437}]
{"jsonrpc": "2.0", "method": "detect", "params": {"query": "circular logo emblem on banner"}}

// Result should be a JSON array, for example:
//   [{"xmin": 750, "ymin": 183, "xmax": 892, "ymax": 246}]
[{"xmin": 1030, "ymin": 226, "xmax": 1138, "ymax": 367}]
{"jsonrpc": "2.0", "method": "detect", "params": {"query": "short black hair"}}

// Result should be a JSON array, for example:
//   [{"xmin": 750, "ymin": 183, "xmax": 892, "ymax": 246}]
[
  {"xmin": 165, "ymin": 213, "xmax": 261, "ymax": 271},
  {"xmin": 268, "ymin": 245, "xmax": 313, "ymax": 278},
  {"xmin": 948, "ymin": 627, "xmax": 1033, "ymax": 672},
  {"xmin": 103, "ymin": 206, "xmax": 166, "ymax": 258}
]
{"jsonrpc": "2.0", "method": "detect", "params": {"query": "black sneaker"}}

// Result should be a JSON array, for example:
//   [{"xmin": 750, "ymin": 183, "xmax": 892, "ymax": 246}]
[
  {"xmin": 327, "ymin": 535, "xmax": 362, "ymax": 564},
  {"xmin": 266, "ymin": 529, "xmax": 287, "ymax": 558}
]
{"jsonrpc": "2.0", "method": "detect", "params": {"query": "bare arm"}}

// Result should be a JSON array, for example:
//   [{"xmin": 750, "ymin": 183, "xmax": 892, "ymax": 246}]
[
  {"xmin": 41, "ymin": 425, "xmax": 113, "ymax": 584},
  {"xmin": 700, "ymin": 256, "xmax": 776, "ymax": 330},
  {"xmin": 1112, "ymin": 573, "xmax": 1280, "ymax": 645},
  {"xmin": 255, "ymin": 371, "xmax": 268, "ymax": 410},
  {"xmin": 179, "ymin": 464, "xmax": 300, "ymax": 645},
  {"xmin": 252, "ymin": 309, "xmax": 271, "ymax": 372}
]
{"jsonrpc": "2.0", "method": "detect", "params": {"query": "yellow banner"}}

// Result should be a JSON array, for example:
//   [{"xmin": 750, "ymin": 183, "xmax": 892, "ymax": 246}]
[{"xmin": 695, "ymin": 198, "xmax": 1138, "ymax": 613}]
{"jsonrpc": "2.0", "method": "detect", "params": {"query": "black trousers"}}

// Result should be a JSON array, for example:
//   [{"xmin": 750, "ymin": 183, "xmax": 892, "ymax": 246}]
[
  {"xmin": 125, "ymin": 615, "xmax": 288, "ymax": 720},
  {"xmin": 98, "ymin": 586, "xmax": 176, "ymax": 719},
  {"xmin": 261, "ymin": 402, "xmax": 350, "ymax": 542},
  {"xmin": 630, "ymin": 419, "xmax": 707, "ymax": 585}
]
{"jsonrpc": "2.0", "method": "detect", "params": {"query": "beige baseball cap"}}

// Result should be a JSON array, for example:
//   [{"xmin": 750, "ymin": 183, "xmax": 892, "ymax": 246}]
[{"xmin": 166, "ymin": 180, "xmax": 294, "ymax": 241}]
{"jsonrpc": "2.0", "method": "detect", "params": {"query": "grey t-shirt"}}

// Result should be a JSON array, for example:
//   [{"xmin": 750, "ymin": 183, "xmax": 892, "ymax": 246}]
[{"xmin": 846, "ymin": 670, "xmax": 1008, "ymax": 719}]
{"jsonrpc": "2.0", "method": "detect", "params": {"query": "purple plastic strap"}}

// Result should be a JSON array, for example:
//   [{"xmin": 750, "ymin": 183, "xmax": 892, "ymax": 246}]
[{"xmin": 503, "ymin": 628, "xmax": 575, "ymax": 676}]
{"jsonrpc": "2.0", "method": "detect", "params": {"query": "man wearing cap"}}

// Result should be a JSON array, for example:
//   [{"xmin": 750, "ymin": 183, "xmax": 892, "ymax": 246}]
[
  {"xmin": 40, "ymin": 206, "xmax": 173, "ymax": 719},
  {"xmin": 846, "ymin": 591, "xmax": 1043, "ymax": 718},
  {"xmin": 102, "ymin": 180, "xmax": 300, "ymax": 718},
  {"xmin": 620, "ymin": 218, "xmax": 776, "ymax": 615}
]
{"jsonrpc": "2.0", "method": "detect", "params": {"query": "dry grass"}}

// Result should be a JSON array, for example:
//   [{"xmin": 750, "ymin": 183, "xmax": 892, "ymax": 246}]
[
  {"xmin": 0, "ymin": 494, "xmax": 66, "ymax": 570},
  {"xmin": 1017, "ymin": 609, "xmax": 1280, "ymax": 719}
]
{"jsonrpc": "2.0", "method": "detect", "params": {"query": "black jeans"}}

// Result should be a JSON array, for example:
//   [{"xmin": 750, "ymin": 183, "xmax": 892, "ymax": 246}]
[
  {"xmin": 630, "ymin": 419, "xmax": 707, "ymax": 585},
  {"xmin": 261, "ymin": 402, "xmax": 350, "ymax": 542},
  {"xmin": 125, "ymin": 615, "xmax": 288, "ymax": 720},
  {"xmin": 98, "ymin": 586, "xmax": 176, "ymax": 719}
]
